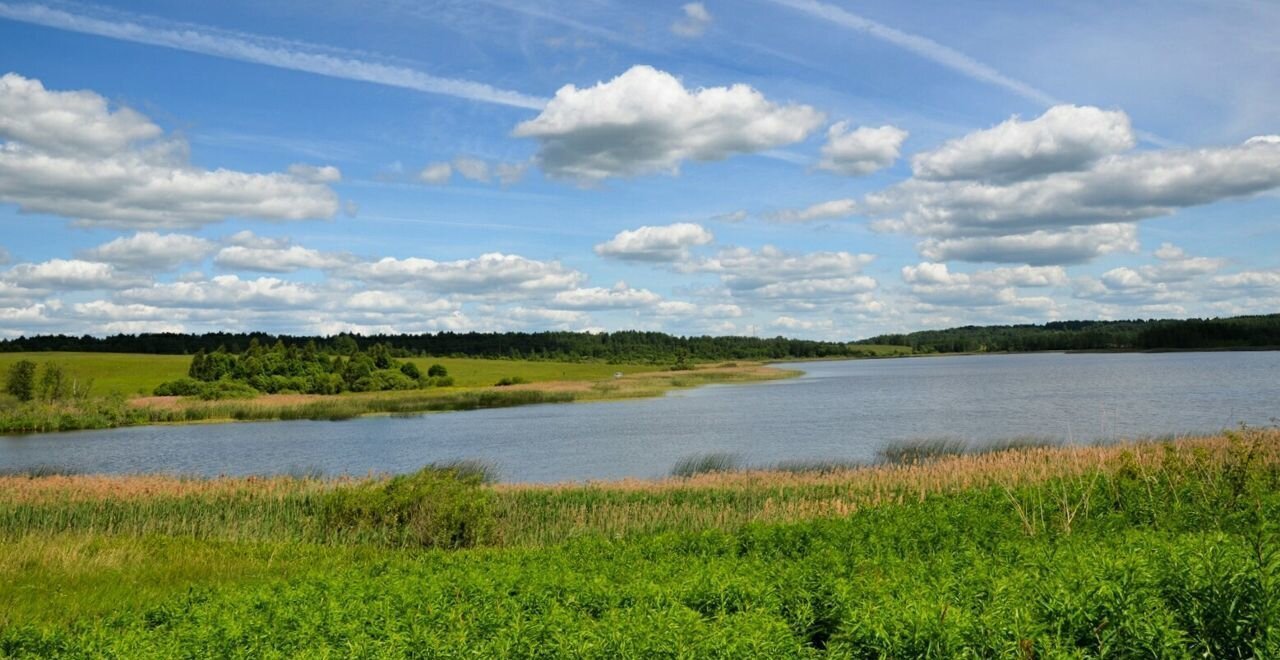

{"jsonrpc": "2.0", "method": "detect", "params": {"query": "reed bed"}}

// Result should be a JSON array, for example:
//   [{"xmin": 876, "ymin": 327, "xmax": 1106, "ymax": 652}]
[{"xmin": 4, "ymin": 429, "xmax": 1276, "ymax": 548}]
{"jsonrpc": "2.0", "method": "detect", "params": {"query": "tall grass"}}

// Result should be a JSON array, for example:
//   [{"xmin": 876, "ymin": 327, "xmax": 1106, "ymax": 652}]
[
  {"xmin": 2, "ymin": 428, "xmax": 1279, "ymax": 655},
  {"xmin": 670, "ymin": 452, "xmax": 743, "ymax": 477}
]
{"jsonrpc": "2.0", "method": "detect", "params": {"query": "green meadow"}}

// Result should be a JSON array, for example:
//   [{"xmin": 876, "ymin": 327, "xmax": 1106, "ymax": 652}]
[
  {"xmin": 2, "ymin": 430, "xmax": 1278, "ymax": 656},
  {"xmin": 0, "ymin": 352, "xmax": 190, "ymax": 397},
  {"xmin": 0, "ymin": 352, "xmax": 659, "ymax": 398}
]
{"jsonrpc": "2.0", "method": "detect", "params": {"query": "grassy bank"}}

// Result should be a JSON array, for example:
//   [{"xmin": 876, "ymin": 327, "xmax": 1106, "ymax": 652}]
[
  {"xmin": 2, "ymin": 428, "xmax": 1278, "ymax": 655},
  {"xmin": 0, "ymin": 360, "xmax": 794, "ymax": 434}
]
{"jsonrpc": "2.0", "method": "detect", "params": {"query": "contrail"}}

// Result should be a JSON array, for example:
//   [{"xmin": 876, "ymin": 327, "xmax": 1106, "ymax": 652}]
[
  {"xmin": 764, "ymin": 0, "xmax": 1178, "ymax": 147},
  {"xmin": 765, "ymin": 0, "xmax": 1060, "ymax": 107},
  {"xmin": 0, "ymin": 2, "xmax": 548, "ymax": 110}
]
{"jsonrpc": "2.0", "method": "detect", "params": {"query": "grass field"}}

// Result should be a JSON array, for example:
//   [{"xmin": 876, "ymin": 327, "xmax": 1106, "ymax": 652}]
[
  {"xmin": 0, "ymin": 352, "xmax": 662, "ymax": 398},
  {"xmin": 0, "ymin": 355, "xmax": 795, "ymax": 433},
  {"xmin": 0, "ymin": 352, "xmax": 190, "ymax": 397},
  {"xmin": 2, "ymin": 429, "xmax": 1278, "ymax": 656}
]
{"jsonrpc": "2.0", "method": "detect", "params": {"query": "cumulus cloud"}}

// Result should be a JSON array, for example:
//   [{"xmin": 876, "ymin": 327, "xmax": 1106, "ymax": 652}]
[
  {"xmin": 817, "ymin": 122, "xmax": 907, "ymax": 176},
  {"xmin": 513, "ymin": 65, "xmax": 824, "ymax": 181},
  {"xmin": 119, "ymin": 275, "xmax": 320, "ymax": 309},
  {"xmin": 550, "ymin": 282, "xmax": 663, "ymax": 309},
  {"xmin": 79, "ymin": 232, "xmax": 216, "ymax": 270},
  {"xmin": 687, "ymin": 245, "xmax": 877, "ymax": 302},
  {"xmin": 349, "ymin": 253, "xmax": 585, "ymax": 296},
  {"xmin": 0, "ymin": 73, "xmax": 340, "ymax": 228},
  {"xmin": 901, "ymin": 262, "xmax": 1066, "ymax": 308},
  {"xmin": 594, "ymin": 222, "xmax": 714, "ymax": 262},
  {"xmin": 671, "ymin": 2, "xmax": 712, "ymax": 37},
  {"xmin": 918, "ymin": 224, "xmax": 1139, "ymax": 266},
  {"xmin": 213, "ymin": 236, "xmax": 355, "ymax": 273},
  {"xmin": 419, "ymin": 162, "xmax": 452, "ymax": 185},
  {"xmin": 911, "ymin": 105, "xmax": 1134, "ymax": 183},
  {"xmin": 3, "ymin": 258, "xmax": 145, "ymax": 290},
  {"xmin": 864, "ymin": 104, "xmax": 1280, "ymax": 265}
]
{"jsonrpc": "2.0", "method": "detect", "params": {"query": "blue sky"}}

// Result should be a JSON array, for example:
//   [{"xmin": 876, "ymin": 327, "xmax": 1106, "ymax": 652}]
[{"xmin": 1, "ymin": 0, "xmax": 1278, "ymax": 339}]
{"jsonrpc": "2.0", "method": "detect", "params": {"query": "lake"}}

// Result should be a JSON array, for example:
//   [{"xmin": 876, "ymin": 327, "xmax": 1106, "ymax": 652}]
[{"xmin": 2, "ymin": 352, "xmax": 1277, "ymax": 482}]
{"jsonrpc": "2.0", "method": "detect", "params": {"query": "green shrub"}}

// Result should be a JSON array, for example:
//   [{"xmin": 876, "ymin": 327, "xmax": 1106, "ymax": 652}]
[
  {"xmin": 153, "ymin": 378, "xmax": 205, "ymax": 397},
  {"xmin": 5, "ymin": 359, "xmax": 36, "ymax": 402},
  {"xmin": 495, "ymin": 376, "xmax": 529, "ymax": 387},
  {"xmin": 321, "ymin": 464, "xmax": 496, "ymax": 548}
]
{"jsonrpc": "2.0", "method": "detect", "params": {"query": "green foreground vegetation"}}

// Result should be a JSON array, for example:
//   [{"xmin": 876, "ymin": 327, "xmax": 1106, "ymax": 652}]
[{"xmin": 2, "ymin": 429, "xmax": 1278, "ymax": 656}]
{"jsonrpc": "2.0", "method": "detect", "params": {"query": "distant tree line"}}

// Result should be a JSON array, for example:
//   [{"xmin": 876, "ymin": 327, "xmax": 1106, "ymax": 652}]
[
  {"xmin": 152, "ymin": 339, "xmax": 453, "ymax": 398},
  {"xmin": 0, "ymin": 330, "xmax": 862, "ymax": 363},
  {"xmin": 2, "ymin": 314, "xmax": 1278, "ymax": 363},
  {"xmin": 859, "ymin": 314, "xmax": 1280, "ymax": 353}
]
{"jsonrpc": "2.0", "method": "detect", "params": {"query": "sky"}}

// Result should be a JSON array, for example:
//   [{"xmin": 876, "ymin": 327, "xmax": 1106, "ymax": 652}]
[{"xmin": 0, "ymin": 0, "xmax": 1278, "ymax": 340}]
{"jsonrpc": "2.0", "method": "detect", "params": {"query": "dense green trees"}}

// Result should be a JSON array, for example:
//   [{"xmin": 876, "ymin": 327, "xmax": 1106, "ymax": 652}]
[
  {"xmin": 2, "ymin": 314, "xmax": 1278, "ymax": 362},
  {"xmin": 155, "ymin": 340, "xmax": 452, "ymax": 398},
  {"xmin": 4, "ymin": 359, "xmax": 36, "ymax": 402},
  {"xmin": 860, "ymin": 314, "xmax": 1280, "ymax": 354}
]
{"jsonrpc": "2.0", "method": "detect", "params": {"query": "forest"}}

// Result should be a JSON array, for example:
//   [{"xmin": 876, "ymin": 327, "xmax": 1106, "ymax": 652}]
[
  {"xmin": 858, "ymin": 313, "xmax": 1280, "ymax": 353},
  {"xmin": 151, "ymin": 340, "xmax": 452, "ymax": 397},
  {"xmin": 1, "ymin": 313, "xmax": 1278, "ymax": 361}
]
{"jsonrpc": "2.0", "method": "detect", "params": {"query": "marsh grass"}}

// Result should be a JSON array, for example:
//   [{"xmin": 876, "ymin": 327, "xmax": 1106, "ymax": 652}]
[{"xmin": 670, "ymin": 452, "xmax": 743, "ymax": 477}]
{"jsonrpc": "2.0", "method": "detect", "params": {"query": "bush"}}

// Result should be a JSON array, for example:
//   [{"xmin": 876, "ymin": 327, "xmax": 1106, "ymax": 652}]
[
  {"xmin": 495, "ymin": 376, "xmax": 529, "ymax": 387},
  {"xmin": 5, "ymin": 360, "xmax": 36, "ymax": 402},
  {"xmin": 197, "ymin": 380, "xmax": 259, "ymax": 400},
  {"xmin": 399, "ymin": 362, "xmax": 421, "ymax": 379},
  {"xmin": 427, "ymin": 363, "xmax": 448, "ymax": 378},
  {"xmin": 321, "ymin": 464, "xmax": 496, "ymax": 548},
  {"xmin": 153, "ymin": 378, "xmax": 205, "ymax": 397}
]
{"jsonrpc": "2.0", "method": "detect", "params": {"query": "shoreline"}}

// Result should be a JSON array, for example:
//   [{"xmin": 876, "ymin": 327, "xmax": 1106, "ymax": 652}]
[{"xmin": 1, "ymin": 362, "xmax": 801, "ymax": 436}]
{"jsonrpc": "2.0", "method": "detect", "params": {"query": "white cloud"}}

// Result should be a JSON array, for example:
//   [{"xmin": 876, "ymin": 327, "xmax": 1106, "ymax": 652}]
[
  {"xmin": 350, "ymin": 253, "xmax": 586, "ymax": 296},
  {"xmin": 654, "ymin": 301, "xmax": 744, "ymax": 318},
  {"xmin": 345, "ymin": 291, "xmax": 455, "ymax": 313},
  {"xmin": 453, "ymin": 156, "xmax": 491, "ymax": 183},
  {"xmin": 918, "ymin": 224, "xmax": 1140, "ymax": 265},
  {"xmin": 214, "ymin": 244, "xmax": 352, "ymax": 273},
  {"xmin": 1212, "ymin": 270, "xmax": 1280, "ymax": 290},
  {"xmin": 419, "ymin": 162, "xmax": 452, "ymax": 185},
  {"xmin": 0, "ymin": 73, "xmax": 340, "ymax": 228},
  {"xmin": 766, "ymin": 198, "xmax": 857, "ymax": 223},
  {"xmin": 865, "ymin": 104, "xmax": 1280, "ymax": 265},
  {"xmin": 902, "ymin": 262, "xmax": 1067, "ymax": 308},
  {"xmin": 911, "ymin": 105, "xmax": 1134, "ymax": 182},
  {"xmin": 79, "ymin": 232, "xmax": 216, "ymax": 270},
  {"xmin": 286, "ymin": 163, "xmax": 342, "ymax": 183},
  {"xmin": 817, "ymin": 122, "xmax": 907, "ymax": 176},
  {"xmin": 551, "ymin": 282, "xmax": 663, "ymax": 309},
  {"xmin": 3, "ymin": 258, "xmax": 144, "ymax": 290},
  {"xmin": 671, "ymin": 2, "xmax": 713, "ymax": 38},
  {"xmin": 513, "ymin": 65, "xmax": 824, "ymax": 181},
  {"xmin": 686, "ymin": 245, "xmax": 878, "ymax": 305},
  {"xmin": 594, "ymin": 222, "xmax": 714, "ymax": 262},
  {"xmin": 119, "ymin": 275, "xmax": 319, "ymax": 309}
]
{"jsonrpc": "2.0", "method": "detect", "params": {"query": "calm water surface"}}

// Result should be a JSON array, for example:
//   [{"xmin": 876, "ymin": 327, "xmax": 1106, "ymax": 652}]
[{"xmin": 1, "ymin": 352, "xmax": 1276, "ymax": 482}]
